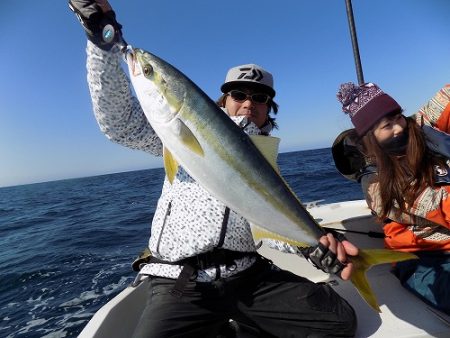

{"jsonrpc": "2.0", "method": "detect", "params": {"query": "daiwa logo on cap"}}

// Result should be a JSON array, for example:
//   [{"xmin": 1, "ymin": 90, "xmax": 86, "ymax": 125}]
[{"xmin": 237, "ymin": 66, "xmax": 264, "ymax": 81}]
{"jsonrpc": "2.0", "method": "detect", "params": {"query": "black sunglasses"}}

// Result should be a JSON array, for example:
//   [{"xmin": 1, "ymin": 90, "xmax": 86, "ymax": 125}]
[{"xmin": 228, "ymin": 90, "xmax": 270, "ymax": 104}]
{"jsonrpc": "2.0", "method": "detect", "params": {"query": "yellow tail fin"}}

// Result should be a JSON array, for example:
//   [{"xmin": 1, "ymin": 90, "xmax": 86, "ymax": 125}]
[
  {"xmin": 350, "ymin": 249, "xmax": 417, "ymax": 312},
  {"xmin": 251, "ymin": 224, "xmax": 417, "ymax": 313}
]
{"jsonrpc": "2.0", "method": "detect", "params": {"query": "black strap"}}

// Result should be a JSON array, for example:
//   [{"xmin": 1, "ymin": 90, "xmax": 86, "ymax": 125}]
[
  {"xmin": 216, "ymin": 207, "xmax": 231, "ymax": 278},
  {"xmin": 217, "ymin": 207, "xmax": 230, "ymax": 248},
  {"xmin": 170, "ymin": 264, "xmax": 196, "ymax": 298},
  {"xmin": 147, "ymin": 248, "xmax": 251, "ymax": 266}
]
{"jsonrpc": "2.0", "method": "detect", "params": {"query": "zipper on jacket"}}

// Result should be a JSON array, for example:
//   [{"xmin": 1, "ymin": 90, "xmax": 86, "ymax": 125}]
[{"xmin": 156, "ymin": 201, "xmax": 172, "ymax": 254}]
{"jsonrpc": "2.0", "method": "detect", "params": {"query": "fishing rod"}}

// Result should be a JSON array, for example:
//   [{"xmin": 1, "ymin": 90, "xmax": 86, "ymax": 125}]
[
  {"xmin": 323, "ymin": 226, "xmax": 385, "ymax": 238},
  {"xmin": 340, "ymin": 2, "xmax": 386, "ymax": 238},
  {"xmin": 344, "ymin": 0, "xmax": 365, "ymax": 85}
]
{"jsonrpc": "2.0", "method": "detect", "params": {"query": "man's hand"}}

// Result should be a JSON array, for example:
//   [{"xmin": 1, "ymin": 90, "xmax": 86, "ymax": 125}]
[
  {"xmin": 69, "ymin": 0, "xmax": 122, "ymax": 50},
  {"xmin": 299, "ymin": 232, "xmax": 359, "ymax": 280}
]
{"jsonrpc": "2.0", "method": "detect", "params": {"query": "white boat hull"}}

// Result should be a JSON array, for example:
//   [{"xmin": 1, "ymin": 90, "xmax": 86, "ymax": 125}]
[{"xmin": 79, "ymin": 200, "xmax": 450, "ymax": 337}]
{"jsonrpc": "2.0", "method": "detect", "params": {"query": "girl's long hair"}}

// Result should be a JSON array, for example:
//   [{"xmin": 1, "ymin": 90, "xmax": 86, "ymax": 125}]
[{"xmin": 362, "ymin": 116, "xmax": 438, "ymax": 219}]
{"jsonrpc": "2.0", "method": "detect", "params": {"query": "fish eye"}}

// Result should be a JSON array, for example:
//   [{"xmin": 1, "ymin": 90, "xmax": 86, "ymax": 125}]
[{"xmin": 143, "ymin": 65, "xmax": 153, "ymax": 77}]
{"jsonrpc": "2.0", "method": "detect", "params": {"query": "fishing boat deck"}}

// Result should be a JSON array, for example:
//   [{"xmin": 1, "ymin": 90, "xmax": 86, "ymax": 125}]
[
  {"xmin": 259, "ymin": 247, "xmax": 450, "ymax": 337},
  {"xmin": 79, "ymin": 200, "xmax": 450, "ymax": 337}
]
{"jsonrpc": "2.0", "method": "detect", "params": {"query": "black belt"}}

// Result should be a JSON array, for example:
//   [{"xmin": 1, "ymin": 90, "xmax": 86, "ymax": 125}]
[{"xmin": 149, "ymin": 248, "xmax": 257, "ymax": 297}]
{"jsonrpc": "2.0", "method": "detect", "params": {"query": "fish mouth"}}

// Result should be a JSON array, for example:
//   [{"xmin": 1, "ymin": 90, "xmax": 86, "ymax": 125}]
[
  {"xmin": 126, "ymin": 49, "xmax": 148, "ymax": 77},
  {"xmin": 125, "ymin": 50, "xmax": 139, "ymax": 76}
]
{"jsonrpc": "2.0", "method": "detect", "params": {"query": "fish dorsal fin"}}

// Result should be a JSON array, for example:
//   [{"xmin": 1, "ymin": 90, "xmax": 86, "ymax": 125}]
[
  {"xmin": 249, "ymin": 135, "xmax": 280, "ymax": 171},
  {"xmin": 250, "ymin": 223, "xmax": 309, "ymax": 247},
  {"xmin": 175, "ymin": 118, "xmax": 204, "ymax": 157},
  {"xmin": 163, "ymin": 147, "xmax": 179, "ymax": 184}
]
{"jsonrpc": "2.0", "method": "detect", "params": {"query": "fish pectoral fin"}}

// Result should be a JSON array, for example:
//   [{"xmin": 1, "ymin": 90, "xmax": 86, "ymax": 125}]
[
  {"xmin": 350, "ymin": 249, "xmax": 417, "ymax": 313},
  {"xmin": 176, "ymin": 119, "xmax": 204, "ymax": 157},
  {"xmin": 163, "ymin": 147, "xmax": 179, "ymax": 184},
  {"xmin": 250, "ymin": 223, "xmax": 309, "ymax": 247}
]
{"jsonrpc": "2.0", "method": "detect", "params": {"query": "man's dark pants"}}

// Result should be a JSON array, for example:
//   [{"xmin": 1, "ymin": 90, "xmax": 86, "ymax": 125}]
[{"xmin": 133, "ymin": 257, "xmax": 356, "ymax": 337}]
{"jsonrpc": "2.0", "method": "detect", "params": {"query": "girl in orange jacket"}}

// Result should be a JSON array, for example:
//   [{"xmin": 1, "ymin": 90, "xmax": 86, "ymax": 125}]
[{"xmin": 335, "ymin": 83, "xmax": 450, "ymax": 314}]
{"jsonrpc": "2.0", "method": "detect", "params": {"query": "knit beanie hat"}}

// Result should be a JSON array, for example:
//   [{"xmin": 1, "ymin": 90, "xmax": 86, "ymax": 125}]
[
  {"xmin": 337, "ymin": 82, "xmax": 402, "ymax": 136},
  {"xmin": 221, "ymin": 64, "xmax": 275, "ymax": 98}
]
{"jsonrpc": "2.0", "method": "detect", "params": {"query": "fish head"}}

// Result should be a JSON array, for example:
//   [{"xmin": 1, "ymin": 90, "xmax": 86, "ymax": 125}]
[
  {"xmin": 125, "ymin": 48, "xmax": 206, "ymax": 176},
  {"xmin": 126, "ymin": 48, "xmax": 182, "ymax": 125}
]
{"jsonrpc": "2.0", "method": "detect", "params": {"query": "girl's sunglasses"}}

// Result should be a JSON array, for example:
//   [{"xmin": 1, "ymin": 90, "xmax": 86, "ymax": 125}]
[{"xmin": 228, "ymin": 90, "xmax": 270, "ymax": 104}]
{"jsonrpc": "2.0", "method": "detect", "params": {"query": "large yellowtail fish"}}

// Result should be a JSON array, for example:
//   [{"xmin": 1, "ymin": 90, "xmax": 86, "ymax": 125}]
[{"xmin": 124, "ymin": 47, "xmax": 416, "ymax": 312}]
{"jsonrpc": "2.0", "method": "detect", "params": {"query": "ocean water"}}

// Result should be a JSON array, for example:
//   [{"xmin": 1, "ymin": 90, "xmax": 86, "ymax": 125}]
[{"xmin": 0, "ymin": 148, "xmax": 363, "ymax": 337}]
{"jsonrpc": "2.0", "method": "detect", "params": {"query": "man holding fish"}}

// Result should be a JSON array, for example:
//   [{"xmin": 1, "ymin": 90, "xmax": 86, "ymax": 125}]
[{"xmin": 70, "ymin": 0, "xmax": 359, "ymax": 336}]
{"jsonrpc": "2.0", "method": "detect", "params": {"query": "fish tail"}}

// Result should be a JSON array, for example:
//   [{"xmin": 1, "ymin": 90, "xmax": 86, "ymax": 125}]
[{"xmin": 350, "ymin": 248, "xmax": 417, "ymax": 312}]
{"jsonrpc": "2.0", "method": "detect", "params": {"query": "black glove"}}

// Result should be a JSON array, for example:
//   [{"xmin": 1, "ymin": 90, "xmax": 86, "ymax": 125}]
[
  {"xmin": 68, "ymin": 0, "xmax": 123, "ymax": 50},
  {"xmin": 298, "ymin": 231, "xmax": 348, "ymax": 276}
]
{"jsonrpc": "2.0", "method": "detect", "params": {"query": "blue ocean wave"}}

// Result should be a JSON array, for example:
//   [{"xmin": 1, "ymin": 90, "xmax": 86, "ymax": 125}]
[{"xmin": 0, "ymin": 148, "xmax": 363, "ymax": 336}]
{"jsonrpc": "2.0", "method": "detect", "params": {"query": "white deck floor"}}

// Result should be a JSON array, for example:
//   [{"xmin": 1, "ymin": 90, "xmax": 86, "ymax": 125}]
[{"xmin": 79, "ymin": 200, "xmax": 450, "ymax": 337}]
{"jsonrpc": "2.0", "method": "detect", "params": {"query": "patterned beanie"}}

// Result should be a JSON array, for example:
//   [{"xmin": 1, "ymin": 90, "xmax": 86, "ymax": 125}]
[{"xmin": 337, "ymin": 82, "xmax": 402, "ymax": 136}]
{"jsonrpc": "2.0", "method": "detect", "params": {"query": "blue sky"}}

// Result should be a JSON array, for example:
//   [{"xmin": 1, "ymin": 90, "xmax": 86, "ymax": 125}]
[{"xmin": 1, "ymin": 0, "xmax": 450, "ymax": 187}]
